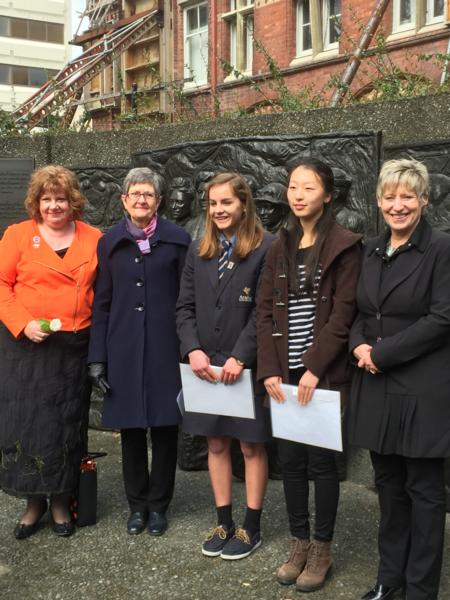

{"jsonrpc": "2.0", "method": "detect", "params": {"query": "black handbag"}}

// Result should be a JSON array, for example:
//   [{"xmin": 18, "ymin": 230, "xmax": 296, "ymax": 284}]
[{"xmin": 71, "ymin": 452, "xmax": 107, "ymax": 527}]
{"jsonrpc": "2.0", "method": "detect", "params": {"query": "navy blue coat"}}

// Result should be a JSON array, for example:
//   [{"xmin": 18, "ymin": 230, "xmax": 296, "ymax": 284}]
[{"xmin": 88, "ymin": 217, "xmax": 190, "ymax": 428}]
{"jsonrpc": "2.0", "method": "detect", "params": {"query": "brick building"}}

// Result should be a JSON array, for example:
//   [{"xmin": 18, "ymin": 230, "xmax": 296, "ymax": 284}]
[
  {"xmin": 172, "ymin": 0, "xmax": 450, "ymax": 115},
  {"xmin": 69, "ymin": 1, "xmax": 450, "ymax": 129}
]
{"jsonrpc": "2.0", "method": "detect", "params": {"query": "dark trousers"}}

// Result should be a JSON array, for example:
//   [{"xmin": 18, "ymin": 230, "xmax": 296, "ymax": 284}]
[
  {"xmin": 278, "ymin": 438, "xmax": 339, "ymax": 541},
  {"xmin": 278, "ymin": 368, "xmax": 339, "ymax": 541},
  {"xmin": 370, "ymin": 451, "xmax": 446, "ymax": 600},
  {"xmin": 120, "ymin": 426, "xmax": 178, "ymax": 514}
]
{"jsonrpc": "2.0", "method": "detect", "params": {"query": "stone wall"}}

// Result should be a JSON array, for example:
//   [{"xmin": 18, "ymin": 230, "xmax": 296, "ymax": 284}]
[{"xmin": 0, "ymin": 92, "xmax": 447, "ymax": 170}]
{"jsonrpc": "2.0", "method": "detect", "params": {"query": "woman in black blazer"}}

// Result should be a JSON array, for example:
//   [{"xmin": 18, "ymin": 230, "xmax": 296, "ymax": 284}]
[
  {"xmin": 176, "ymin": 172, "xmax": 274, "ymax": 561},
  {"xmin": 347, "ymin": 159, "xmax": 450, "ymax": 600}
]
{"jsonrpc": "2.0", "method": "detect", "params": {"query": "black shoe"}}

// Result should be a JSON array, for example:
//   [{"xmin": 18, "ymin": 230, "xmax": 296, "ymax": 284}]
[
  {"xmin": 147, "ymin": 511, "xmax": 167, "ymax": 536},
  {"xmin": 127, "ymin": 511, "xmax": 148, "ymax": 535},
  {"xmin": 220, "ymin": 527, "xmax": 262, "ymax": 560},
  {"xmin": 14, "ymin": 521, "xmax": 40, "ymax": 540},
  {"xmin": 51, "ymin": 520, "xmax": 75, "ymax": 537},
  {"xmin": 202, "ymin": 522, "xmax": 235, "ymax": 557},
  {"xmin": 14, "ymin": 500, "xmax": 47, "ymax": 540},
  {"xmin": 361, "ymin": 584, "xmax": 402, "ymax": 600}
]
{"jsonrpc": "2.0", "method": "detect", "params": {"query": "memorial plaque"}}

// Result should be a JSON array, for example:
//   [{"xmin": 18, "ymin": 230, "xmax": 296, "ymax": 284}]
[
  {"xmin": 0, "ymin": 158, "xmax": 34, "ymax": 236},
  {"xmin": 73, "ymin": 166, "xmax": 129, "ymax": 232},
  {"xmin": 133, "ymin": 132, "xmax": 381, "ymax": 239},
  {"xmin": 385, "ymin": 140, "xmax": 450, "ymax": 233}
]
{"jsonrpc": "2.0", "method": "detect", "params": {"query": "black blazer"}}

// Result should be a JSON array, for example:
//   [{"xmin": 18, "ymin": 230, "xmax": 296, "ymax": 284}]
[
  {"xmin": 347, "ymin": 219, "xmax": 450, "ymax": 457},
  {"xmin": 176, "ymin": 232, "xmax": 274, "ymax": 369}
]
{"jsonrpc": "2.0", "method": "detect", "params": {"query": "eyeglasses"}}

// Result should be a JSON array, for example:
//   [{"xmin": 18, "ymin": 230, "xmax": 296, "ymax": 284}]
[{"xmin": 128, "ymin": 191, "xmax": 156, "ymax": 200}]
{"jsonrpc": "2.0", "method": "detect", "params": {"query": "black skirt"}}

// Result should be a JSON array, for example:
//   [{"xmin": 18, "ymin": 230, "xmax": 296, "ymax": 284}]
[
  {"xmin": 0, "ymin": 325, "xmax": 91, "ymax": 497},
  {"xmin": 182, "ymin": 387, "xmax": 272, "ymax": 443}
]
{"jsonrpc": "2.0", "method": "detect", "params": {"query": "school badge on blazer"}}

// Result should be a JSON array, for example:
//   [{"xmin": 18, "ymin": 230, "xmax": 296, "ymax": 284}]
[{"xmin": 239, "ymin": 287, "xmax": 253, "ymax": 303}]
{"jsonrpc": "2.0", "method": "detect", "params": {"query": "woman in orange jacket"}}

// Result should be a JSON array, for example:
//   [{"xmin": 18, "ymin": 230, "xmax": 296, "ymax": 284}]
[{"xmin": 0, "ymin": 165, "xmax": 101, "ymax": 539}]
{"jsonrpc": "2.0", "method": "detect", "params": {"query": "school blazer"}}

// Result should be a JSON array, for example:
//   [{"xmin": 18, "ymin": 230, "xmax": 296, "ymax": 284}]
[{"xmin": 176, "ymin": 232, "xmax": 274, "ymax": 368}]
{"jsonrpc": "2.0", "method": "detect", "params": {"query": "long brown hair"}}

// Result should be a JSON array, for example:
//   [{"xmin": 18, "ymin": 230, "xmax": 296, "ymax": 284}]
[
  {"xmin": 198, "ymin": 172, "xmax": 264, "ymax": 259},
  {"xmin": 281, "ymin": 158, "xmax": 335, "ymax": 294}
]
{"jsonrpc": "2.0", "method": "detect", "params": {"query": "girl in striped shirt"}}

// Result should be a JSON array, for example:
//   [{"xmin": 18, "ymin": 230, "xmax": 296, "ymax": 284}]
[{"xmin": 257, "ymin": 158, "xmax": 361, "ymax": 593}]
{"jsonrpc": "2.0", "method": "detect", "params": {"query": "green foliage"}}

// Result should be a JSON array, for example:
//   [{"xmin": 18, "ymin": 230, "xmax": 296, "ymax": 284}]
[{"xmin": 0, "ymin": 109, "xmax": 21, "ymax": 135}]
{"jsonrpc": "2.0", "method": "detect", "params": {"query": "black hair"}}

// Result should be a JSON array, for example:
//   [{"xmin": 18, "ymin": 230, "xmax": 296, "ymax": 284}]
[{"xmin": 280, "ymin": 157, "xmax": 335, "ymax": 294}]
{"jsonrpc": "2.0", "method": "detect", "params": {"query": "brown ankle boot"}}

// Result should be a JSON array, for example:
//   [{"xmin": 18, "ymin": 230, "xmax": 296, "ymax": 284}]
[
  {"xmin": 295, "ymin": 539, "xmax": 332, "ymax": 592},
  {"xmin": 276, "ymin": 538, "xmax": 310, "ymax": 585}
]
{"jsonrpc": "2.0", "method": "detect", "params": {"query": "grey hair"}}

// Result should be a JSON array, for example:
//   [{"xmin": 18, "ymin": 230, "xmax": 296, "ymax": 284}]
[
  {"xmin": 122, "ymin": 167, "xmax": 164, "ymax": 197},
  {"xmin": 377, "ymin": 159, "xmax": 429, "ymax": 201}
]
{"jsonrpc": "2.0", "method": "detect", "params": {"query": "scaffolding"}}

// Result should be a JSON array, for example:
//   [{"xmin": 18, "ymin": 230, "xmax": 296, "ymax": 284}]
[
  {"xmin": 74, "ymin": 0, "xmax": 120, "ymax": 37},
  {"xmin": 12, "ymin": 9, "xmax": 162, "ymax": 131}
]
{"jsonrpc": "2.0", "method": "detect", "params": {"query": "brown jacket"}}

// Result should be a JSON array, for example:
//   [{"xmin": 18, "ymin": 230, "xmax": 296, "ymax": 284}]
[{"xmin": 256, "ymin": 222, "xmax": 362, "ymax": 387}]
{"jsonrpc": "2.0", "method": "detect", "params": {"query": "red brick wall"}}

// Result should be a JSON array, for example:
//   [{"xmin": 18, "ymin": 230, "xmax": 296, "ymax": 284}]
[{"xmin": 171, "ymin": 0, "xmax": 450, "ymax": 119}]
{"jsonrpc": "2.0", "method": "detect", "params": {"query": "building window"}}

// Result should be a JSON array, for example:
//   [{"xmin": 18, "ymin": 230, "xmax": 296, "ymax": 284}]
[
  {"xmin": 294, "ymin": 1, "xmax": 341, "ymax": 59},
  {"xmin": 426, "ymin": 0, "xmax": 445, "ymax": 24},
  {"xmin": 184, "ymin": 2, "xmax": 208, "ymax": 86},
  {"xmin": 323, "ymin": 0, "xmax": 341, "ymax": 50},
  {"xmin": 393, "ymin": 0, "xmax": 415, "ymax": 31},
  {"xmin": 392, "ymin": 0, "xmax": 444, "ymax": 32},
  {"xmin": 224, "ymin": 0, "xmax": 254, "ymax": 75},
  {"xmin": 0, "ymin": 64, "xmax": 58, "ymax": 87},
  {"xmin": 296, "ymin": 0, "xmax": 312, "ymax": 56},
  {"xmin": 0, "ymin": 16, "xmax": 64, "ymax": 44}
]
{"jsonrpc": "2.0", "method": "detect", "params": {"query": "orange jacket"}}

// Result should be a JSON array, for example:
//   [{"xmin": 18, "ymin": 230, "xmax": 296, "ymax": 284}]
[{"xmin": 0, "ymin": 219, "xmax": 102, "ymax": 338}]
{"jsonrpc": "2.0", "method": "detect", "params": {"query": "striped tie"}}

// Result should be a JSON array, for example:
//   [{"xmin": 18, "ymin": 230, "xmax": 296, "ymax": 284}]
[{"xmin": 218, "ymin": 239, "xmax": 232, "ymax": 280}]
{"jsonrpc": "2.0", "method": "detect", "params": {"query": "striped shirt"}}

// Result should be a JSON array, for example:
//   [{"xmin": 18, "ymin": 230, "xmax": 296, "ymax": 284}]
[{"xmin": 288, "ymin": 248, "xmax": 321, "ymax": 370}]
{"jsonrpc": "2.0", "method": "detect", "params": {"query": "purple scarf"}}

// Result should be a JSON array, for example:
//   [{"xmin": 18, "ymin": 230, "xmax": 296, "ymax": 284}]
[{"xmin": 126, "ymin": 214, "xmax": 158, "ymax": 254}]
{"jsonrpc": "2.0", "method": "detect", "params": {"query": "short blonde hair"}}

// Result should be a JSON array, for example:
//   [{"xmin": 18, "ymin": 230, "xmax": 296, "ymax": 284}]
[
  {"xmin": 377, "ymin": 159, "xmax": 429, "ymax": 201},
  {"xmin": 25, "ymin": 165, "xmax": 85, "ymax": 221}
]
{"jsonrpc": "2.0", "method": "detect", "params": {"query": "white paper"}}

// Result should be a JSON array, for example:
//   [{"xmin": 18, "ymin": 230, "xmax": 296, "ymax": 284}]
[
  {"xmin": 270, "ymin": 385, "xmax": 342, "ymax": 451},
  {"xmin": 179, "ymin": 363, "xmax": 255, "ymax": 419}
]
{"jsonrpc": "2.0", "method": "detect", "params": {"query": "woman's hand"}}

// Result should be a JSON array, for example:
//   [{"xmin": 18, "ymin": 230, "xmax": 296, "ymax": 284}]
[
  {"xmin": 297, "ymin": 370, "xmax": 319, "ymax": 405},
  {"xmin": 24, "ymin": 320, "xmax": 50, "ymax": 344},
  {"xmin": 353, "ymin": 343, "xmax": 380, "ymax": 374},
  {"xmin": 264, "ymin": 376, "xmax": 285, "ymax": 403},
  {"xmin": 353, "ymin": 343, "xmax": 372, "ymax": 362},
  {"xmin": 220, "ymin": 357, "xmax": 243, "ymax": 385},
  {"xmin": 188, "ymin": 349, "xmax": 218, "ymax": 383}
]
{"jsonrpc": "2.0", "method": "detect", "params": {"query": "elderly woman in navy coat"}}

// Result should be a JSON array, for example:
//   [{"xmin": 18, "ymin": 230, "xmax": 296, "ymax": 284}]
[
  {"xmin": 88, "ymin": 167, "xmax": 190, "ymax": 536},
  {"xmin": 347, "ymin": 159, "xmax": 450, "ymax": 600},
  {"xmin": 177, "ymin": 172, "xmax": 274, "ymax": 561}
]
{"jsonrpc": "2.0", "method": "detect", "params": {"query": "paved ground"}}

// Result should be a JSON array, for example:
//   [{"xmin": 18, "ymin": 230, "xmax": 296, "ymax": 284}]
[{"xmin": 1, "ymin": 429, "xmax": 449, "ymax": 600}]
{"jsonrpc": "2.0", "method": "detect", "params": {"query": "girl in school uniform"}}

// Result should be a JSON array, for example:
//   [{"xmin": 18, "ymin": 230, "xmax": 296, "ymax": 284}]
[
  {"xmin": 256, "ymin": 158, "xmax": 361, "ymax": 591},
  {"xmin": 176, "ymin": 172, "xmax": 274, "ymax": 560}
]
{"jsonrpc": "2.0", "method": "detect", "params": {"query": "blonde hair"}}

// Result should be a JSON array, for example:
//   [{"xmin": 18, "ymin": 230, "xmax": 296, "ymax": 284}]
[
  {"xmin": 25, "ymin": 165, "xmax": 85, "ymax": 221},
  {"xmin": 377, "ymin": 159, "xmax": 429, "ymax": 201},
  {"xmin": 198, "ymin": 172, "xmax": 264, "ymax": 259}
]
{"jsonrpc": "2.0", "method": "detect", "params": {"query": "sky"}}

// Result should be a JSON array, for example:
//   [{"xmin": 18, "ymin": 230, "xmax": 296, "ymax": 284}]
[
  {"xmin": 71, "ymin": 0, "xmax": 86, "ymax": 34},
  {"xmin": 70, "ymin": 0, "xmax": 88, "ymax": 56}
]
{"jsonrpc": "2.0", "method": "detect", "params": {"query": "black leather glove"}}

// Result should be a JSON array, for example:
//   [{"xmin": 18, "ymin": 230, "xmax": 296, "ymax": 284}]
[{"xmin": 88, "ymin": 362, "xmax": 111, "ymax": 395}]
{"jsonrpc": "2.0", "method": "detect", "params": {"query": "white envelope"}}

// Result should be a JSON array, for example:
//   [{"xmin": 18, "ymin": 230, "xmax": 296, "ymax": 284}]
[
  {"xmin": 270, "ymin": 385, "xmax": 342, "ymax": 451},
  {"xmin": 179, "ymin": 363, "xmax": 255, "ymax": 419}
]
